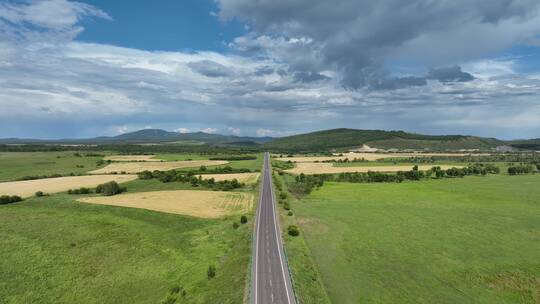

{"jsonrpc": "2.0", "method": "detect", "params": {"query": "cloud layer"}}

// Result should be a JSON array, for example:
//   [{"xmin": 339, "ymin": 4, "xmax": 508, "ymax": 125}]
[{"xmin": 0, "ymin": 0, "xmax": 539, "ymax": 139}]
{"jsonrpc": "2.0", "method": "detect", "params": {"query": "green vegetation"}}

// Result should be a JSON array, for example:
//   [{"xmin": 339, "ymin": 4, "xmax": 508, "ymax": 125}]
[
  {"xmin": 0, "ymin": 152, "xmax": 105, "ymax": 182},
  {"xmin": 0, "ymin": 195, "xmax": 251, "ymax": 303},
  {"xmin": 137, "ymin": 169, "xmax": 245, "ymax": 191},
  {"xmin": 95, "ymin": 181, "xmax": 127, "ymax": 196},
  {"xmin": 0, "ymin": 195, "xmax": 23, "ymax": 205},
  {"xmin": 293, "ymin": 176, "xmax": 540, "ymax": 303},
  {"xmin": 507, "ymin": 165, "xmax": 536, "ymax": 175},
  {"xmin": 272, "ymin": 172, "xmax": 331, "ymax": 304},
  {"xmin": 287, "ymin": 225, "xmax": 300, "ymax": 236},
  {"xmin": 67, "ymin": 187, "xmax": 93, "ymax": 195},
  {"xmin": 263, "ymin": 128, "xmax": 501, "ymax": 152}
]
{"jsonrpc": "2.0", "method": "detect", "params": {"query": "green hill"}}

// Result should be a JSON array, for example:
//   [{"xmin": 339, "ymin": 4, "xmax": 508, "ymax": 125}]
[
  {"xmin": 507, "ymin": 138, "xmax": 540, "ymax": 151},
  {"xmin": 263, "ymin": 128, "xmax": 503, "ymax": 152}
]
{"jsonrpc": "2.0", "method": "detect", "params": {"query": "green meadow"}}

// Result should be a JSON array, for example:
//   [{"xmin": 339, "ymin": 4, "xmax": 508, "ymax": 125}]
[
  {"xmin": 0, "ymin": 194, "xmax": 251, "ymax": 304},
  {"xmin": 292, "ymin": 175, "xmax": 540, "ymax": 303},
  {"xmin": 0, "ymin": 152, "xmax": 105, "ymax": 182}
]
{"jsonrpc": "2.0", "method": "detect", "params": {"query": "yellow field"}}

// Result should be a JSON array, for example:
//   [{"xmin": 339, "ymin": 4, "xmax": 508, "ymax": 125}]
[
  {"xmin": 285, "ymin": 163, "xmax": 462, "ymax": 175},
  {"xmin": 103, "ymin": 155, "xmax": 162, "ymax": 162},
  {"xmin": 198, "ymin": 173, "xmax": 260, "ymax": 184},
  {"xmin": 0, "ymin": 175, "xmax": 137, "ymax": 197},
  {"xmin": 276, "ymin": 152, "xmax": 487, "ymax": 163},
  {"xmin": 89, "ymin": 160, "xmax": 228, "ymax": 174},
  {"xmin": 78, "ymin": 190, "xmax": 253, "ymax": 218}
]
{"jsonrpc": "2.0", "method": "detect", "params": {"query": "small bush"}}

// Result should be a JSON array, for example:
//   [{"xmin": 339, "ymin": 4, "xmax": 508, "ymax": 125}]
[
  {"xmin": 67, "ymin": 187, "xmax": 92, "ymax": 195},
  {"xmin": 240, "ymin": 215, "xmax": 248, "ymax": 224},
  {"xmin": 35, "ymin": 191, "xmax": 44, "ymax": 197},
  {"xmin": 233, "ymin": 222, "xmax": 239, "ymax": 229},
  {"xmin": 0, "ymin": 195, "xmax": 23, "ymax": 205},
  {"xmin": 287, "ymin": 225, "xmax": 300, "ymax": 236},
  {"xmin": 207, "ymin": 265, "xmax": 216, "ymax": 279},
  {"xmin": 96, "ymin": 181, "xmax": 126, "ymax": 196},
  {"xmin": 287, "ymin": 211, "xmax": 293, "ymax": 216},
  {"xmin": 283, "ymin": 202, "xmax": 290, "ymax": 211}
]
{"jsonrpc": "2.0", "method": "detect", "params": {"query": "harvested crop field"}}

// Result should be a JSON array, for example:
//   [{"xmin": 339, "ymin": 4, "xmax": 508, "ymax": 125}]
[
  {"xmin": 0, "ymin": 175, "xmax": 137, "ymax": 197},
  {"xmin": 198, "ymin": 173, "xmax": 260, "ymax": 184},
  {"xmin": 277, "ymin": 152, "xmax": 486, "ymax": 163},
  {"xmin": 103, "ymin": 155, "xmax": 163, "ymax": 162},
  {"xmin": 285, "ymin": 163, "xmax": 461, "ymax": 175},
  {"xmin": 88, "ymin": 160, "xmax": 228, "ymax": 174},
  {"xmin": 78, "ymin": 190, "xmax": 253, "ymax": 218}
]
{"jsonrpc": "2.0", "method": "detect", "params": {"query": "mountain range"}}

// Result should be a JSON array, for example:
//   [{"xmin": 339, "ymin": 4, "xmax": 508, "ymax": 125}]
[{"xmin": 1, "ymin": 128, "xmax": 539, "ymax": 151}]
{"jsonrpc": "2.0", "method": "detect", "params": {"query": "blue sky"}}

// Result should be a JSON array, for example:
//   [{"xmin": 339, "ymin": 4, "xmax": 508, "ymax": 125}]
[
  {"xmin": 78, "ymin": 0, "xmax": 245, "ymax": 52},
  {"xmin": 0, "ymin": 0, "xmax": 540, "ymax": 139}
]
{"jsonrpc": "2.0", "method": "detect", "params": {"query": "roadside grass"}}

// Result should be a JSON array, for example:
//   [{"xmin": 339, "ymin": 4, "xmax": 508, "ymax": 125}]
[
  {"xmin": 0, "ymin": 194, "xmax": 251, "ymax": 304},
  {"xmin": 272, "ymin": 172, "xmax": 331, "ymax": 304},
  {"xmin": 294, "ymin": 175, "xmax": 540, "ymax": 304},
  {"xmin": 0, "ymin": 152, "xmax": 105, "ymax": 182}
]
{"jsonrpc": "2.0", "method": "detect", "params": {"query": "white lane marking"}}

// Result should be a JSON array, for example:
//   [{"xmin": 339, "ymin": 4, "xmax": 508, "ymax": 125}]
[
  {"xmin": 253, "ymin": 154, "xmax": 265, "ymax": 304},
  {"xmin": 267, "ymin": 154, "xmax": 294, "ymax": 304}
]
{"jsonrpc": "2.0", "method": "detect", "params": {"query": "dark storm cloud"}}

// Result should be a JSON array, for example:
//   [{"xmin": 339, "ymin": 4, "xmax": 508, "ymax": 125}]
[
  {"xmin": 427, "ymin": 66, "xmax": 474, "ymax": 83},
  {"xmin": 219, "ymin": 0, "xmax": 540, "ymax": 89},
  {"xmin": 187, "ymin": 60, "xmax": 234, "ymax": 77}
]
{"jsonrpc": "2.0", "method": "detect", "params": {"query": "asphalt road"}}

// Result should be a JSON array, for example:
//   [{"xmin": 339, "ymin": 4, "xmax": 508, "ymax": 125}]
[{"xmin": 251, "ymin": 152, "xmax": 297, "ymax": 304}]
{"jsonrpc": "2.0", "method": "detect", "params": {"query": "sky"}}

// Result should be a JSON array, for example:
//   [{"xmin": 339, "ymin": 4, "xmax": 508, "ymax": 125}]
[{"xmin": 0, "ymin": 0, "xmax": 540, "ymax": 139}]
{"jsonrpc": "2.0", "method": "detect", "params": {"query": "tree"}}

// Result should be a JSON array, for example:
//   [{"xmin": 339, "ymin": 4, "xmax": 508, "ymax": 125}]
[
  {"xmin": 240, "ymin": 215, "xmax": 248, "ymax": 224},
  {"xmin": 96, "ymin": 181, "xmax": 126, "ymax": 196}
]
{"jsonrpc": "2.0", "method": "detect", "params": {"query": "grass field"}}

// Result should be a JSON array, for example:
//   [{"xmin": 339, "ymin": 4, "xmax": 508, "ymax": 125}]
[
  {"xmin": 103, "ymin": 155, "xmax": 163, "ymax": 162},
  {"xmin": 154, "ymin": 153, "xmax": 264, "ymax": 171},
  {"xmin": 292, "ymin": 175, "xmax": 540, "ymax": 303},
  {"xmin": 0, "ymin": 194, "xmax": 251, "ymax": 304},
  {"xmin": 89, "ymin": 160, "xmax": 228, "ymax": 174},
  {"xmin": 78, "ymin": 190, "xmax": 253, "ymax": 218},
  {"xmin": 285, "ymin": 162, "xmax": 460, "ymax": 175},
  {"xmin": 199, "ymin": 173, "xmax": 260, "ymax": 184},
  {"xmin": 0, "ymin": 152, "xmax": 105, "ymax": 182},
  {"xmin": 0, "ymin": 174, "xmax": 137, "ymax": 197}
]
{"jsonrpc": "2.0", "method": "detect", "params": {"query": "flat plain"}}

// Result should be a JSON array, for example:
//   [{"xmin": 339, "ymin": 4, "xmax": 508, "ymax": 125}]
[
  {"xmin": 0, "ymin": 174, "xmax": 137, "ymax": 197},
  {"xmin": 276, "ymin": 152, "xmax": 486, "ymax": 163},
  {"xmin": 0, "ymin": 152, "xmax": 105, "ymax": 182},
  {"xmin": 198, "ymin": 172, "xmax": 260, "ymax": 184},
  {"xmin": 78, "ymin": 190, "xmax": 253, "ymax": 218},
  {"xmin": 0, "ymin": 194, "xmax": 251, "ymax": 303},
  {"xmin": 89, "ymin": 160, "xmax": 228, "ymax": 174},
  {"xmin": 293, "ymin": 175, "xmax": 540, "ymax": 303},
  {"xmin": 285, "ymin": 162, "xmax": 460, "ymax": 174},
  {"xmin": 103, "ymin": 155, "xmax": 163, "ymax": 162}
]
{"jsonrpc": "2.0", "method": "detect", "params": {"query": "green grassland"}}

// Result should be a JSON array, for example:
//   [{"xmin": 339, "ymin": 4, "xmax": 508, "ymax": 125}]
[
  {"xmin": 0, "ymin": 151, "xmax": 262, "ymax": 303},
  {"xmin": 0, "ymin": 194, "xmax": 252, "ymax": 304},
  {"xmin": 292, "ymin": 175, "xmax": 540, "ymax": 303},
  {"xmin": 0, "ymin": 152, "xmax": 105, "ymax": 182},
  {"xmin": 156, "ymin": 153, "xmax": 263, "ymax": 171}
]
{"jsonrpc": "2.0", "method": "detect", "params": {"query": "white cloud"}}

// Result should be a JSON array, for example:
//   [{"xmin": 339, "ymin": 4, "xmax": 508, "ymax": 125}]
[
  {"xmin": 175, "ymin": 128, "xmax": 191, "ymax": 134},
  {"xmin": 227, "ymin": 127, "xmax": 241, "ymax": 135},
  {"xmin": 200, "ymin": 128, "xmax": 218, "ymax": 134},
  {"xmin": 0, "ymin": 0, "xmax": 111, "ymax": 30},
  {"xmin": 0, "ymin": 0, "xmax": 539, "ymax": 140}
]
